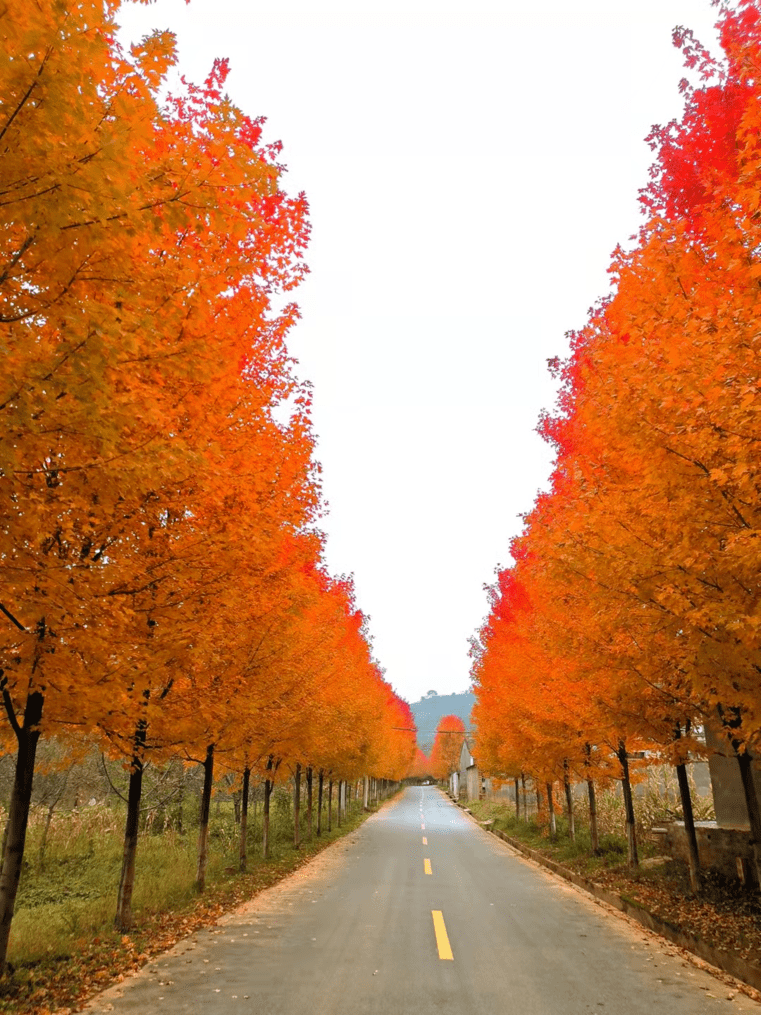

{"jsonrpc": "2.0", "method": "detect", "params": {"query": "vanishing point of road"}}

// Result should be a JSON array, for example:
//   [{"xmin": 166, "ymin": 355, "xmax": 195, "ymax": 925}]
[{"xmin": 88, "ymin": 787, "xmax": 760, "ymax": 1015}]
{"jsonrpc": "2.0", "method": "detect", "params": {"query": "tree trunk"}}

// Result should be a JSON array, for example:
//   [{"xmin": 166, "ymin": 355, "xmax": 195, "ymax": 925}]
[
  {"xmin": 718, "ymin": 706, "xmax": 761, "ymax": 887},
  {"xmin": 563, "ymin": 761, "xmax": 575, "ymax": 842},
  {"xmin": 536, "ymin": 785, "xmax": 542, "ymax": 818},
  {"xmin": 0, "ymin": 689, "xmax": 44, "ymax": 974},
  {"xmin": 617, "ymin": 741, "xmax": 639, "ymax": 867},
  {"xmin": 514, "ymin": 777, "xmax": 520, "ymax": 820},
  {"xmin": 176, "ymin": 764, "xmax": 185, "ymax": 834},
  {"xmin": 337, "ymin": 780, "xmax": 342, "ymax": 826},
  {"xmin": 521, "ymin": 772, "xmax": 527, "ymax": 820},
  {"xmin": 674, "ymin": 761, "xmax": 700, "ymax": 892},
  {"xmin": 587, "ymin": 778, "xmax": 599, "ymax": 853},
  {"xmin": 673, "ymin": 724, "xmax": 700, "ymax": 893},
  {"xmin": 736, "ymin": 749, "xmax": 761, "ymax": 887},
  {"xmin": 363, "ymin": 775, "xmax": 369, "ymax": 810},
  {"xmin": 306, "ymin": 767, "xmax": 313, "ymax": 840},
  {"xmin": 317, "ymin": 770, "xmax": 324, "ymax": 836},
  {"xmin": 114, "ymin": 722, "xmax": 146, "ymax": 931},
  {"xmin": 239, "ymin": 766, "xmax": 250, "ymax": 873},
  {"xmin": 263, "ymin": 773, "xmax": 272, "ymax": 859},
  {"xmin": 546, "ymin": 782, "xmax": 556, "ymax": 838},
  {"xmin": 327, "ymin": 778, "xmax": 333, "ymax": 832},
  {"xmin": 293, "ymin": 763, "xmax": 301, "ymax": 849},
  {"xmin": 195, "ymin": 744, "xmax": 214, "ymax": 891}
]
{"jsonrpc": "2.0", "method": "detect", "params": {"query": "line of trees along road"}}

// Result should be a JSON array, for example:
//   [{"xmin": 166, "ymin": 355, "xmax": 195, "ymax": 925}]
[
  {"xmin": 471, "ymin": 0, "xmax": 761, "ymax": 895},
  {"xmin": 0, "ymin": 0, "xmax": 416, "ymax": 972}
]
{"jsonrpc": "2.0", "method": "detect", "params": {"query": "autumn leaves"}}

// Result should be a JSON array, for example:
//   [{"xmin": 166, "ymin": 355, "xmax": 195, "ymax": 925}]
[
  {"xmin": 0, "ymin": 0, "xmax": 414, "ymax": 968},
  {"xmin": 472, "ymin": 0, "xmax": 761, "ymax": 886}
]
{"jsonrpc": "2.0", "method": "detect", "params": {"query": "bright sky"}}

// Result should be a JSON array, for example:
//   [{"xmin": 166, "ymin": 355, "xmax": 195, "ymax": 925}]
[{"xmin": 120, "ymin": 0, "xmax": 722, "ymax": 705}]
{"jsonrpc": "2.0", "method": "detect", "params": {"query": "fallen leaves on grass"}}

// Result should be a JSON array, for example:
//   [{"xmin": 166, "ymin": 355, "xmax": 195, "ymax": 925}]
[{"xmin": 0, "ymin": 835, "xmax": 358, "ymax": 1015}]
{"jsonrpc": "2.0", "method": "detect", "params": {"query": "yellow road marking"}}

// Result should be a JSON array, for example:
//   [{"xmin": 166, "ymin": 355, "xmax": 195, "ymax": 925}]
[
  {"xmin": 422, "ymin": 836, "xmax": 427, "ymax": 845},
  {"xmin": 431, "ymin": 910, "xmax": 454, "ymax": 960},
  {"xmin": 424, "ymin": 858, "xmax": 432, "ymax": 875}
]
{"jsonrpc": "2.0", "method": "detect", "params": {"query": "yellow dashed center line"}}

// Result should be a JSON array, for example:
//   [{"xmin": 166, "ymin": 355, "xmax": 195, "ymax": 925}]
[
  {"xmin": 424, "ymin": 858, "xmax": 432, "ymax": 875},
  {"xmin": 431, "ymin": 910, "xmax": 454, "ymax": 960},
  {"xmin": 422, "ymin": 836, "xmax": 427, "ymax": 845}
]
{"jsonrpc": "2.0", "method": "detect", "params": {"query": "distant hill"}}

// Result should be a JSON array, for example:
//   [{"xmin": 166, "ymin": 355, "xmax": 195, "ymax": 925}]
[{"xmin": 409, "ymin": 691, "xmax": 475, "ymax": 752}]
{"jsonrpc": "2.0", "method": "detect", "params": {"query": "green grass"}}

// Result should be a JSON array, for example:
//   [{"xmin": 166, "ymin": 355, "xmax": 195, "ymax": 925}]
[
  {"xmin": 8, "ymin": 790, "xmax": 374, "ymax": 972},
  {"xmin": 464, "ymin": 796, "xmax": 659, "ymax": 878}
]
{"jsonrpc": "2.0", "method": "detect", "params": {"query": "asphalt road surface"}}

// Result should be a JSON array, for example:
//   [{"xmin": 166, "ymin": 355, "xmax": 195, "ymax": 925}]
[{"xmin": 89, "ymin": 787, "xmax": 761, "ymax": 1015}]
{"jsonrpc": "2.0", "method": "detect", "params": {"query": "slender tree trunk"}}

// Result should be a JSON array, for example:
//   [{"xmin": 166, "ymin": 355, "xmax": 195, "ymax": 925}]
[
  {"xmin": 337, "ymin": 780, "xmax": 343, "ymax": 826},
  {"xmin": 583, "ymin": 744, "xmax": 598, "ymax": 852},
  {"xmin": 0, "ymin": 689, "xmax": 44, "ymax": 974},
  {"xmin": 587, "ymin": 778, "xmax": 599, "ymax": 853},
  {"xmin": 673, "ymin": 724, "xmax": 700, "ymax": 893},
  {"xmin": 674, "ymin": 761, "xmax": 700, "ymax": 892},
  {"xmin": 521, "ymin": 772, "xmax": 527, "ymax": 820},
  {"xmin": 293, "ymin": 763, "xmax": 301, "ymax": 848},
  {"xmin": 176, "ymin": 765, "xmax": 185, "ymax": 834},
  {"xmin": 719, "ymin": 707, "xmax": 761, "ymax": 886},
  {"xmin": 363, "ymin": 776, "xmax": 369, "ymax": 810},
  {"xmin": 263, "ymin": 772, "xmax": 272, "ymax": 859},
  {"xmin": 536, "ymin": 785, "xmax": 542, "ymax": 819},
  {"xmin": 327, "ymin": 778, "xmax": 333, "ymax": 832},
  {"xmin": 736, "ymin": 749, "xmax": 761, "ymax": 887},
  {"xmin": 617, "ymin": 741, "xmax": 639, "ymax": 867},
  {"xmin": 195, "ymin": 744, "xmax": 214, "ymax": 891},
  {"xmin": 317, "ymin": 770, "xmax": 324, "ymax": 835},
  {"xmin": 546, "ymin": 782, "xmax": 556, "ymax": 838},
  {"xmin": 563, "ymin": 760, "xmax": 575, "ymax": 842},
  {"xmin": 306, "ymin": 766, "xmax": 313, "ymax": 839},
  {"xmin": 114, "ymin": 722, "xmax": 147, "ymax": 930},
  {"xmin": 239, "ymin": 766, "xmax": 250, "ymax": 873},
  {"xmin": 514, "ymin": 777, "xmax": 520, "ymax": 820}
]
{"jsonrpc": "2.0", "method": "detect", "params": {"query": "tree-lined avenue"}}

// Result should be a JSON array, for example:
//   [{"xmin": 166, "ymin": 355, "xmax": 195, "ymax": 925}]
[{"xmin": 87, "ymin": 788, "xmax": 760, "ymax": 1015}]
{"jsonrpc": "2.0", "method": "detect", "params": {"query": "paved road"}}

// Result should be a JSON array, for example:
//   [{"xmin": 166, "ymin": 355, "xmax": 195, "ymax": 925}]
[{"xmin": 90, "ymin": 787, "xmax": 760, "ymax": 1015}]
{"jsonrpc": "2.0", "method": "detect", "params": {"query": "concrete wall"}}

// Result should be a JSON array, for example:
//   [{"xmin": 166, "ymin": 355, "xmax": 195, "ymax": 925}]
[
  {"xmin": 704, "ymin": 724, "xmax": 761, "ymax": 830},
  {"xmin": 466, "ymin": 765, "xmax": 481, "ymax": 801},
  {"xmin": 652, "ymin": 820, "xmax": 758, "ymax": 887}
]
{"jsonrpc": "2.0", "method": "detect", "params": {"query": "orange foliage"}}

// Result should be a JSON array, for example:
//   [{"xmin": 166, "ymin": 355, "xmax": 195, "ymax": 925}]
[
  {"xmin": 472, "ymin": 1, "xmax": 761, "ymax": 802},
  {"xmin": 429, "ymin": 715, "xmax": 466, "ymax": 780},
  {"xmin": 0, "ymin": 0, "xmax": 415, "ymax": 954}
]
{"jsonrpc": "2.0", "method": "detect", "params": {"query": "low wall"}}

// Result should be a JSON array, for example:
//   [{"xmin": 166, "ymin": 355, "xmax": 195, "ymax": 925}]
[{"xmin": 651, "ymin": 820, "xmax": 758, "ymax": 887}]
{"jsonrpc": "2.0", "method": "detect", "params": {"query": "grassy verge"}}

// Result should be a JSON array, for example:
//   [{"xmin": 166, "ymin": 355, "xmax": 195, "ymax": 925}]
[
  {"xmin": 1, "ymin": 793, "xmax": 384, "ymax": 1014},
  {"xmin": 465, "ymin": 797, "xmax": 660, "ymax": 877},
  {"xmin": 464, "ymin": 796, "xmax": 761, "ymax": 973}
]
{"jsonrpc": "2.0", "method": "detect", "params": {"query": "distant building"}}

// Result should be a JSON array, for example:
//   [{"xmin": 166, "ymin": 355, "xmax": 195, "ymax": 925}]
[{"xmin": 448, "ymin": 737, "xmax": 483, "ymax": 801}]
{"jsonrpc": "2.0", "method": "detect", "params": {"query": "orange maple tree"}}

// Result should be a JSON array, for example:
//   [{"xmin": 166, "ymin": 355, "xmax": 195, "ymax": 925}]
[
  {"xmin": 429, "ymin": 714, "xmax": 466, "ymax": 781},
  {"xmin": 471, "ymin": 0, "xmax": 761, "ymax": 881},
  {"xmin": 0, "ymin": 0, "xmax": 420, "ymax": 960}
]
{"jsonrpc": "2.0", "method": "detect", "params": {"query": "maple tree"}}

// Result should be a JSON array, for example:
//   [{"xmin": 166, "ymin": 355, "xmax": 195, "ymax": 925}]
[
  {"xmin": 429, "ymin": 715, "xmax": 466, "ymax": 781},
  {"xmin": 0, "ymin": 0, "xmax": 416, "ymax": 961},
  {"xmin": 407, "ymin": 748, "xmax": 432, "ymax": 780},
  {"xmin": 471, "ymin": 0, "xmax": 761, "ymax": 883}
]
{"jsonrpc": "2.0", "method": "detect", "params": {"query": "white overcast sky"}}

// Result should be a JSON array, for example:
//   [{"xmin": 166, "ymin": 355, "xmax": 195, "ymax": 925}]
[{"xmin": 120, "ymin": 0, "xmax": 722, "ymax": 705}]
